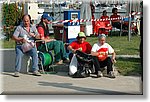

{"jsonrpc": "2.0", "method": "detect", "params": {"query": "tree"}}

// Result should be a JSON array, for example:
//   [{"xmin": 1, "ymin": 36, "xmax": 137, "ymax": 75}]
[
  {"xmin": 2, "ymin": 3, "xmax": 22, "ymax": 40},
  {"xmin": 2, "ymin": 3, "xmax": 22, "ymax": 27}
]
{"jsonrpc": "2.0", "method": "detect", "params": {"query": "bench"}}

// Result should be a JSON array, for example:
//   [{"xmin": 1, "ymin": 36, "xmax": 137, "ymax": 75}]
[
  {"xmin": 0, "ymin": 49, "xmax": 32, "ymax": 73},
  {"xmin": 0, "ymin": 49, "xmax": 69, "ymax": 73}
]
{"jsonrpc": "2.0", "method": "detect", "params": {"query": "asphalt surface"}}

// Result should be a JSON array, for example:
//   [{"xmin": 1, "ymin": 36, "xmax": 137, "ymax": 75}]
[{"xmin": 1, "ymin": 72, "xmax": 142, "ymax": 95}]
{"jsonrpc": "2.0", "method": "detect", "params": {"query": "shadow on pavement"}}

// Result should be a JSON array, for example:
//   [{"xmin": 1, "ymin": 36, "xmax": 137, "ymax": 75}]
[
  {"xmin": 2, "ymin": 72, "xmax": 15, "ymax": 77},
  {"xmin": 37, "ymin": 81, "xmax": 135, "ymax": 95}
]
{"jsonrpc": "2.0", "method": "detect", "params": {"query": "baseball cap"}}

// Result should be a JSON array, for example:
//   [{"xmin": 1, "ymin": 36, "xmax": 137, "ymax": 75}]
[{"xmin": 42, "ymin": 13, "xmax": 52, "ymax": 21}]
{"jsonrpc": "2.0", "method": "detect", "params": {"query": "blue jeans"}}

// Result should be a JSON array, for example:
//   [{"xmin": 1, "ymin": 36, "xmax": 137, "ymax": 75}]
[{"xmin": 15, "ymin": 45, "xmax": 39, "ymax": 72}]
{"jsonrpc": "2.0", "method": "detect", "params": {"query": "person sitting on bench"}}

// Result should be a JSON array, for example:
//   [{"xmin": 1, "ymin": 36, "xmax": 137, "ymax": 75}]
[
  {"xmin": 13, "ymin": 14, "xmax": 41, "ymax": 77},
  {"xmin": 37, "ymin": 13, "xmax": 69, "ymax": 65}
]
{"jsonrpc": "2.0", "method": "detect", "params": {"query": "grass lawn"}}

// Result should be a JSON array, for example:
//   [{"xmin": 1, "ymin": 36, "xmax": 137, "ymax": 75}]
[
  {"xmin": 86, "ymin": 35, "xmax": 141, "ymax": 55},
  {"xmin": 0, "ymin": 39, "xmax": 16, "ymax": 48},
  {"xmin": 1, "ymin": 35, "xmax": 141, "ymax": 55},
  {"xmin": 115, "ymin": 58, "xmax": 142, "ymax": 76},
  {"xmin": 0, "ymin": 35, "xmax": 142, "ymax": 76}
]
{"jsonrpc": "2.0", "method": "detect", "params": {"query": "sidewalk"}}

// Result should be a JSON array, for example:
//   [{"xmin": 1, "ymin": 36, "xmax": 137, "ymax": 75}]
[
  {"xmin": 1, "ymin": 72, "xmax": 142, "ymax": 95},
  {"xmin": 115, "ymin": 55, "xmax": 140, "ymax": 58},
  {"xmin": 1, "ymin": 54, "xmax": 142, "ymax": 95}
]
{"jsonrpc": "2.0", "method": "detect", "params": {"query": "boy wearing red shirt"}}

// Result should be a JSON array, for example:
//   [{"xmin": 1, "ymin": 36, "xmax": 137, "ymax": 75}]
[{"xmin": 68, "ymin": 32, "xmax": 92, "ymax": 60}]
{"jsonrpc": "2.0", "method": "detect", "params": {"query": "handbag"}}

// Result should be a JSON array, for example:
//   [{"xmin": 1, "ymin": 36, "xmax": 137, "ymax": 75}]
[{"xmin": 21, "ymin": 41, "xmax": 35, "ymax": 53}]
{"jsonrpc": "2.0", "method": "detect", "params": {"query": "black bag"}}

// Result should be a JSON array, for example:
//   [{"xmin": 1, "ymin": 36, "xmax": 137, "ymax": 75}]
[
  {"xmin": 72, "ymin": 51, "xmax": 93, "ymax": 78},
  {"xmin": 72, "ymin": 64, "xmax": 91, "ymax": 78}
]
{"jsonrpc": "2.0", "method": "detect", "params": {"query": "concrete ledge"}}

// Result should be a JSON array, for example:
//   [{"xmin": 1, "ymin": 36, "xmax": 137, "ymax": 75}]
[
  {"xmin": 0, "ymin": 49, "xmax": 31, "ymax": 73},
  {"xmin": 52, "ymin": 64, "xmax": 69, "ymax": 72},
  {"xmin": 1, "ymin": 49, "xmax": 137, "ymax": 74},
  {"xmin": 0, "ymin": 49, "xmax": 68, "ymax": 73}
]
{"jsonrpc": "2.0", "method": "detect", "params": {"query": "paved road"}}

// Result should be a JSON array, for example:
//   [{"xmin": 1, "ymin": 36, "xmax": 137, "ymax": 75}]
[{"xmin": 1, "ymin": 72, "xmax": 142, "ymax": 95}]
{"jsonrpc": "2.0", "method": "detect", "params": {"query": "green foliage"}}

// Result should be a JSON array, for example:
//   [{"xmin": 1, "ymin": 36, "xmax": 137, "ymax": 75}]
[
  {"xmin": 2, "ymin": 3, "xmax": 22, "ymax": 40},
  {"xmin": 2, "ymin": 3, "xmax": 22, "ymax": 27}
]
